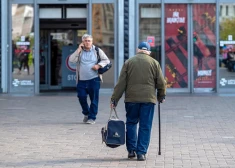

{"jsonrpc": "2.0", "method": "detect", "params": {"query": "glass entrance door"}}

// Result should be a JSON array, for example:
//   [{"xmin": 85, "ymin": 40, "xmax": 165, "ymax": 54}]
[
  {"xmin": 192, "ymin": 4, "xmax": 216, "ymax": 92},
  {"xmin": 164, "ymin": 4, "xmax": 216, "ymax": 92},
  {"xmin": 40, "ymin": 29, "xmax": 75, "ymax": 90}
]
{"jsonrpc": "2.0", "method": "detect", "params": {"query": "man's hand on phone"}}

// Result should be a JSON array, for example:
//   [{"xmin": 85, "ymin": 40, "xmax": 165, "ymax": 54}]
[{"xmin": 77, "ymin": 43, "xmax": 84, "ymax": 53}]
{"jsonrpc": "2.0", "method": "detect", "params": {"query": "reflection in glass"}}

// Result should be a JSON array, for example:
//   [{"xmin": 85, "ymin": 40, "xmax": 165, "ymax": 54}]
[
  {"xmin": 12, "ymin": 4, "xmax": 34, "ymax": 93},
  {"xmin": 50, "ymin": 30, "xmax": 74, "ymax": 86},
  {"xmin": 92, "ymin": 4, "xmax": 114, "ymax": 88},
  {"xmin": 39, "ymin": 30, "xmax": 49, "ymax": 85},
  {"xmin": 77, "ymin": 30, "xmax": 87, "ymax": 45},
  {"xmin": 139, "ymin": 4, "xmax": 161, "ymax": 64},
  {"xmin": 219, "ymin": 3, "xmax": 235, "ymax": 89},
  {"xmin": 39, "ymin": 29, "xmax": 78, "ymax": 86}
]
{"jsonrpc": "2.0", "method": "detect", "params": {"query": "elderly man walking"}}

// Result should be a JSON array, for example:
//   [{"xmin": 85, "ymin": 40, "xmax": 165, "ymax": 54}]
[{"xmin": 110, "ymin": 41, "xmax": 166, "ymax": 161}]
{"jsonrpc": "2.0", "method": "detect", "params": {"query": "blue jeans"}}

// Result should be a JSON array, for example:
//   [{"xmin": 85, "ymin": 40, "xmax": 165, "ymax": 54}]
[
  {"xmin": 125, "ymin": 102, "xmax": 155, "ymax": 155},
  {"xmin": 77, "ymin": 77, "xmax": 100, "ymax": 120}
]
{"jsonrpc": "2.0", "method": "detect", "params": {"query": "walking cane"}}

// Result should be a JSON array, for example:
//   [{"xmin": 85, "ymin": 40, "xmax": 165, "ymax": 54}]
[{"xmin": 158, "ymin": 102, "xmax": 161, "ymax": 155}]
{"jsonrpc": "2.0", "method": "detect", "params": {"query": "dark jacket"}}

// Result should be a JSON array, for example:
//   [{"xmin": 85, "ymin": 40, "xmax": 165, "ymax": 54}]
[{"xmin": 111, "ymin": 52, "xmax": 166, "ymax": 105}]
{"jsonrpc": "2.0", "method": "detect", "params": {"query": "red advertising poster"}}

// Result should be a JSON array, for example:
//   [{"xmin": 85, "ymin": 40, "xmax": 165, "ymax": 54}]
[
  {"xmin": 147, "ymin": 36, "xmax": 155, "ymax": 47},
  {"xmin": 165, "ymin": 4, "xmax": 188, "ymax": 88},
  {"xmin": 193, "ymin": 4, "xmax": 216, "ymax": 88}
]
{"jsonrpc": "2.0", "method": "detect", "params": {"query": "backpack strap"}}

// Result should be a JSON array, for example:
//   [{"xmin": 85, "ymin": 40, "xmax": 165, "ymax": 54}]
[{"xmin": 95, "ymin": 46, "xmax": 101, "ymax": 63}]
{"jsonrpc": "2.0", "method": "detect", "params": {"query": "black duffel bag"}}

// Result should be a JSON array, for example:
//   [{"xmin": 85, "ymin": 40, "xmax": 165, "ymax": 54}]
[
  {"xmin": 95, "ymin": 46, "xmax": 112, "ymax": 74},
  {"xmin": 101, "ymin": 108, "xmax": 125, "ymax": 148}
]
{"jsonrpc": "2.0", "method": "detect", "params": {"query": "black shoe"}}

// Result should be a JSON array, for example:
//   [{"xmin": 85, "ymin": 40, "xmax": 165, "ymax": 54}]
[
  {"xmin": 137, "ymin": 154, "xmax": 146, "ymax": 161},
  {"xmin": 128, "ymin": 150, "xmax": 136, "ymax": 159}
]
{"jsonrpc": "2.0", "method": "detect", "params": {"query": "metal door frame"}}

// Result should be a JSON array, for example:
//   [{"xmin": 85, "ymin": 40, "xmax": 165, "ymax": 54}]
[
  {"xmin": 37, "ymin": 1, "xmax": 89, "ymax": 92},
  {"xmin": 35, "ymin": 1, "xmax": 89, "ymax": 93}
]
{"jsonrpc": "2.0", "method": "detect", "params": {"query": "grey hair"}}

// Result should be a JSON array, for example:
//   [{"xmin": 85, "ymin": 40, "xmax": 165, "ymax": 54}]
[{"xmin": 82, "ymin": 34, "xmax": 93, "ymax": 41}]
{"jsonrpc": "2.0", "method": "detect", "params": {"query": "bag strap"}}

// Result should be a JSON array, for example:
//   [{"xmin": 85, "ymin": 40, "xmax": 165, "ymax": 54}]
[
  {"xmin": 95, "ymin": 46, "xmax": 101, "ymax": 63},
  {"xmin": 109, "ymin": 108, "xmax": 119, "ymax": 119}
]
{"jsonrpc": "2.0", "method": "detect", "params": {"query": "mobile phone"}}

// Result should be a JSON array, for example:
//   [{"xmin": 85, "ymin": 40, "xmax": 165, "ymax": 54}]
[{"xmin": 81, "ymin": 43, "xmax": 85, "ymax": 50}]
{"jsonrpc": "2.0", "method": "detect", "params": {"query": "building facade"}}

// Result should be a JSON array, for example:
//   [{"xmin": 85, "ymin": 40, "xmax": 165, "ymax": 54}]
[{"xmin": 1, "ymin": 0, "xmax": 235, "ymax": 94}]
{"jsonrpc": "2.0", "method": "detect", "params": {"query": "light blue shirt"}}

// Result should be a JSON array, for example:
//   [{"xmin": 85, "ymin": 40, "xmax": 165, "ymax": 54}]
[{"xmin": 79, "ymin": 47, "xmax": 98, "ymax": 80}]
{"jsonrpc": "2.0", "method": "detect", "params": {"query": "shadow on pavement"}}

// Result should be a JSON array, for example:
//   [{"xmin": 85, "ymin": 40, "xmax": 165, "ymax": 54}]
[{"xmin": 1, "ymin": 158, "xmax": 130, "ymax": 167}]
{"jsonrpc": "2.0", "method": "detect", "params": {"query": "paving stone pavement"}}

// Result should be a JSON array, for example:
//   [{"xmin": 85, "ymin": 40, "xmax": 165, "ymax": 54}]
[{"xmin": 0, "ymin": 93, "xmax": 235, "ymax": 168}]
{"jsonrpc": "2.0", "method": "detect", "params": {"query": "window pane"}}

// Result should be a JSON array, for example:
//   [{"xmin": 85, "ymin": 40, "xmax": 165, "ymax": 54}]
[
  {"xmin": 219, "ymin": 3, "xmax": 235, "ymax": 89},
  {"xmin": 139, "ymin": 4, "xmax": 161, "ymax": 64},
  {"xmin": 12, "ymin": 4, "xmax": 34, "ymax": 93},
  {"xmin": 92, "ymin": 4, "xmax": 114, "ymax": 88}
]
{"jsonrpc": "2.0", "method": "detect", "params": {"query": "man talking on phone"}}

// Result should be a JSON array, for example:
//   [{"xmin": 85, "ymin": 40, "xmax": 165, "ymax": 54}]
[{"xmin": 69, "ymin": 34, "xmax": 110, "ymax": 124}]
